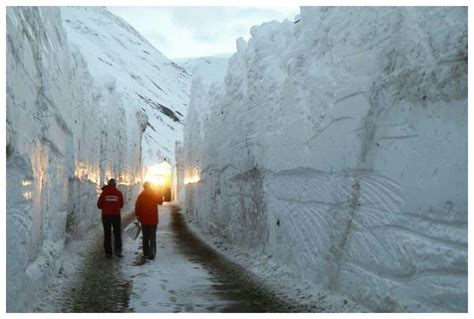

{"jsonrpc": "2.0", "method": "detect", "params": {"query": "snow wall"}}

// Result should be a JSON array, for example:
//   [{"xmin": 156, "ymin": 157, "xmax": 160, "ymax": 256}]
[
  {"xmin": 6, "ymin": 7, "xmax": 144, "ymax": 311},
  {"xmin": 183, "ymin": 7, "xmax": 467, "ymax": 312}
]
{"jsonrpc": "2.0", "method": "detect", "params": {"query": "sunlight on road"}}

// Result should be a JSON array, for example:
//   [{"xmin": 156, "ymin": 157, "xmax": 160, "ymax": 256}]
[{"xmin": 184, "ymin": 167, "xmax": 200, "ymax": 185}]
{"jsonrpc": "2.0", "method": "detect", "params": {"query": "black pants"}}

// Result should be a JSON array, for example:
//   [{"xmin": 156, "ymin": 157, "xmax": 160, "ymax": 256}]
[
  {"xmin": 141, "ymin": 224, "xmax": 157, "ymax": 258},
  {"xmin": 102, "ymin": 215, "xmax": 122, "ymax": 255}
]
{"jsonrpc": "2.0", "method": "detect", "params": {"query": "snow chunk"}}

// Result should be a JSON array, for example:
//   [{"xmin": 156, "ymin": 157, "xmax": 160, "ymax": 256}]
[{"xmin": 236, "ymin": 37, "xmax": 247, "ymax": 53}]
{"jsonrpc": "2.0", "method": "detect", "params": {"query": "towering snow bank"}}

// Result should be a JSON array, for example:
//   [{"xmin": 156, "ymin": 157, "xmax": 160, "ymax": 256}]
[
  {"xmin": 7, "ymin": 7, "xmax": 144, "ymax": 311},
  {"xmin": 183, "ymin": 7, "xmax": 467, "ymax": 312},
  {"xmin": 61, "ymin": 7, "xmax": 190, "ymax": 166},
  {"xmin": 171, "ymin": 56, "xmax": 229, "ymax": 203}
]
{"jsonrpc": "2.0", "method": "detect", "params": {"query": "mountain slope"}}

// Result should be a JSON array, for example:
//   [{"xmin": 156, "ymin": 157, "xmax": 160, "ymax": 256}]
[
  {"xmin": 61, "ymin": 7, "xmax": 191, "ymax": 166},
  {"xmin": 175, "ymin": 56, "xmax": 229, "ymax": 86}
]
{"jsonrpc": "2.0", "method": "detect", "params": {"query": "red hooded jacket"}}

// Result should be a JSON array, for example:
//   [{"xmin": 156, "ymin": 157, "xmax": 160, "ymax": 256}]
[
  {"xmin": 135, "ymin": 190, "xmax": 163, "ymax": 225},
  {"xmin": 97, "ymin": 185, "xmax": 124, "ymax": 216}
]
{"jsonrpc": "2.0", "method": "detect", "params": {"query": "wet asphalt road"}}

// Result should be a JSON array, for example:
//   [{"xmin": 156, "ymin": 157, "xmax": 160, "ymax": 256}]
[{"xmin": 53, "ymin": 205, "xmax": 304, "ymax": 313}]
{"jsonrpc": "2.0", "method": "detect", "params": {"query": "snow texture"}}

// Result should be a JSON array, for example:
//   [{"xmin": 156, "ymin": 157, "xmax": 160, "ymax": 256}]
[
  {"xmin": 172, "ymin": 56, "xmax": 229, "ymax": 204},
  {"xmin": 182, "ymin": 7, "xmax": 467, "ymax": 312},
  {"xmin": 175, "ymin": 56, "xmax": 229, "ymax": 86},
  {"xmin": 61, "ymin": 7, "xmax": 190, "ymax": 167},
  {"xmin": 6, "ymin": 7, "xmax": 186, "ymax": 312},
  {"xmin": 172, "ymin": 141, "xmax": 185, "ymax": 204}
]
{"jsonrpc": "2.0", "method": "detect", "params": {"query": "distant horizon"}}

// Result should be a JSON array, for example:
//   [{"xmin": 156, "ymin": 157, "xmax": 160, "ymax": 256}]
[
  {"xmin": 173, "ymin": 53, "xmax": 233, "ymax": 61},
  {"xmin": 107, "ymin": 6, "xmax": 299, "ymax": 59}
]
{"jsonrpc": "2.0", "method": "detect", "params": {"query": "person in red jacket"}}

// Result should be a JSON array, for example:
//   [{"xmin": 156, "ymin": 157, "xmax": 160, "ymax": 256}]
[
  {"xmin": 97, "ymin": 178, "xmax": 124, "ymax": 258},
  {"xmin": 135, "ymin": 182, "xmax": 163, "ymax": 260}
]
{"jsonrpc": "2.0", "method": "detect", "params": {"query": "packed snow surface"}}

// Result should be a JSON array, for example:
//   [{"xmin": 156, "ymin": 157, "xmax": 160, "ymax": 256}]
[{"xmin": 183, "ymin": 7, "xmax": 467, "ymax": 312}]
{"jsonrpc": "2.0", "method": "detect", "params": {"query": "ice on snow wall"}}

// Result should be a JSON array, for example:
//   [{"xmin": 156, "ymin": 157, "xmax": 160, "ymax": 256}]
[
  {"xmin": 6, "ymin": 7, "xmax": 145, "ymax": 311},
  {"xmin": 183, "ymin": 7, "xmax": 467, "ymax": 312}
]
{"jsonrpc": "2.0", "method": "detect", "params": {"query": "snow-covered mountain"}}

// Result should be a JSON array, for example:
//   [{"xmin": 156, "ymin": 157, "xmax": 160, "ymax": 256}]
[
  {"xmin": 182, "ymin": 7, "xmax": 467, "ymax": 312},
  {"xmin": 175, "ymin": 56, "xmax": 229, "ymax": 86},
  {"xmin": 61, "ymin": 7, "xmax": 190, "ymax": 166}
]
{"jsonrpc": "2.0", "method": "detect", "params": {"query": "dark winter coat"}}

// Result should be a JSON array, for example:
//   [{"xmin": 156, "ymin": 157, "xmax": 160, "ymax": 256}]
[
  {"xmin": 97, "ymin": 185, "xmax": 124, "ymax": 216},
  {"xmin": 135, "ymin": 190, "xmax": 163, "ymax": 225}
]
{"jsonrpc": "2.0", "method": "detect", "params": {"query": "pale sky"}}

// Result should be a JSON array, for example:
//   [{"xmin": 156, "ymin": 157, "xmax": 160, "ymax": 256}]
[{"xmin": 107, "ymin": 6, "xmax": 300, "ymax": 59}]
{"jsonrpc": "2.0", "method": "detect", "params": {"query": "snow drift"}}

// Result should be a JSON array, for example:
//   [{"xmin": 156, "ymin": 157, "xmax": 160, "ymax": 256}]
[
  {"xmin": 182, "ymin": 7, "xmax": 467, "ymax": 312},
  {"xmin": 6, "ymin": 6, "xmax": 188, "ymax": 312}
]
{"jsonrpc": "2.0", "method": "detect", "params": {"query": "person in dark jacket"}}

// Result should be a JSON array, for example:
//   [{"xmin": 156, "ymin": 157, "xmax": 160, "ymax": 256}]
[
  {"xmin": 97, "ymin": 178, "xmax": 124, "ymax": 258},
  {"xmin": 135, "ymin": 182, "xmax": 163, "ymax": 260}
]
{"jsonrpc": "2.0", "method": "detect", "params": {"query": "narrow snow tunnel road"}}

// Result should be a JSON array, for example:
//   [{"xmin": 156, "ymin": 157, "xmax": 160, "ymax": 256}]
[
  {"xmin": 42, "ymin": 205, "xmax": 307, "ymax": 313},
  {"xmin": 125, "ymin": 206, "xmax": 293, "ymax": 312}
]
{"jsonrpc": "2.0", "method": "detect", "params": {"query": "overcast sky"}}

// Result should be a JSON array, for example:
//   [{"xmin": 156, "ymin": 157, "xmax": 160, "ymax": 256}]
[{"xmin": 107, "ymin": 6, "xmax": 300, "ymax": 59}]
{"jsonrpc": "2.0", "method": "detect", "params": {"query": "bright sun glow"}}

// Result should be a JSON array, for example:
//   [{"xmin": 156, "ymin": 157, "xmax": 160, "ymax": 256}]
[
  {"xmin": 157, "ymin": 175, "xmax": 167, "ymax": 186},
  {"xmin": 184, "ymin": 167, "xmax": 200, "ymax": 185},
  {"xmin": 144, "ymin": 162, "xmax": 172, "ymax": 188}
]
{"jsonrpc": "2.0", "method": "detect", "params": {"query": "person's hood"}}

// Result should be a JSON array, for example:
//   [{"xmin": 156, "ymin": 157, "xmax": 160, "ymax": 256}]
[{"xmin": 102, "ymin": 185, "xmax": 116, "ymax": 191}]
